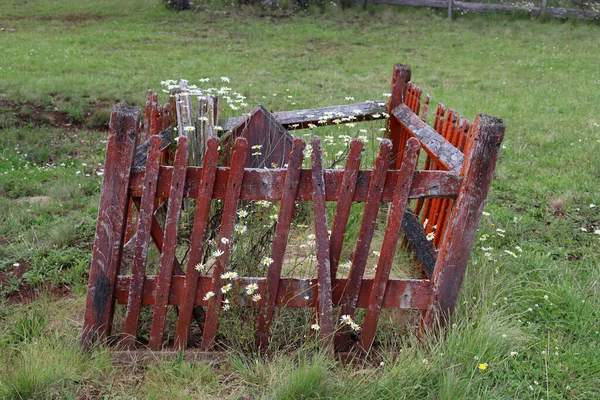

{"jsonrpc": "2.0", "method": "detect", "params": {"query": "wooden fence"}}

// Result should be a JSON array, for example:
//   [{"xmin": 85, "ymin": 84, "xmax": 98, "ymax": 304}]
[
  {"xmin": 363, "ymin": 0, "xmax": 600, "ymax": 20},
  {"xmin": 82, "ymin": 63, "xmax": 505, "ymax": 354}
]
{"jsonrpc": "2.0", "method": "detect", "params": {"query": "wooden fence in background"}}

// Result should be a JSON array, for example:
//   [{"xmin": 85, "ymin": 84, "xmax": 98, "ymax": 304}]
[{"xmin": 361, "ymin": 0, "xmax": 600, "ymax": 20}]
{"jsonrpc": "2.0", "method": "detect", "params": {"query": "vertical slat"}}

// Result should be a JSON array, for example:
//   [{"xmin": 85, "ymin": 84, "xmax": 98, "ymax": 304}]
[
  {"xmin": 336, "ymin": 139, "xmax": 392, "ymax": 349},
  {"xmin": 148, "ymin": 137, "xmax": 189, "ymax": 349},
  {"xmin": 415, "ymin": 103, "xmax": 446, "ymax": 219},
  {"xmin": 421, "ymin": 94, "xmax": 430, "ymax": 122},
  {"xmin": 123, "ymin": 136, "xmax": 163, "ymax": 347},
  {"xmin": 434, "ymin": 118, "xmax": 470, "ymax": 248},
  {"xmin": 162, "ymin": 103, "xmax": 171, "ymax": 131},
  {"xmin": 329, "ymin": 138, "xmax": 363, "ymax": 282},
  {"xmin": 174, "ymin": 138, "xmax": 220, "ymax": 349},
  {"xmin": 360, "ymin": 138, "xmax": 420, "ymax": 351},
  {"xmin": 255, "ymin": 138, "xmax": 305, "ymax": 349},
  {"xmin": 311, "ymin": 137, "xmax": 334, "ymax": 347},
  {"xmin": 151, "ymin": 94, "xmax": 160, "ymax": 136},
  {"xmin": 424, "ymin": 110, "xmax": 456, "ymax": 237},
  {"xmin": 422, "ymin": 114, "xmax": 505, "ymax": 330},
  {"xmin": 387, "ymin": 64, "xmax": 411, "ymax": 168},
  {"xmin": 201, "ymin": 138, "xmax": 248, "ymax": 351},
  {"xmin": 82, "ymin": 104, "xmax": 140, "ymax": 346},
  {"xmin": 123, "ymin": 199, "xmax": 135, "ymax": 244},
  {"xmin": 144, "ymin": 89, "xmax": 152, "ymax": 139}
]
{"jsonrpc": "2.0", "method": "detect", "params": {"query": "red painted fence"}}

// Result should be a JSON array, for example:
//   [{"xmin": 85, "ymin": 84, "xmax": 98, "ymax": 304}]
[{"xmin": 82, "ymin": 64, "xmax": 505, "ymax": 353}]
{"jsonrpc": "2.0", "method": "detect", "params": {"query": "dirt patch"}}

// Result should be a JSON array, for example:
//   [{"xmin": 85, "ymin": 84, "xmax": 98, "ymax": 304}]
[
  {"xmin": 5, "ymin": 13, "xmax": 109, "ymax": 24},
  {"xmin": 0, "ymin": 262, "xmax": 71, "ymax": 304},
  {"xmin": 0, "ymin": 98, "xmax": 111, "ymax": 131}
]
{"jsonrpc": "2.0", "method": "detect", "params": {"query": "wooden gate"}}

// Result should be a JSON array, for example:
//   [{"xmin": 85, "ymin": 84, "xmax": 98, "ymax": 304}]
[{"xmin": 82, "ymin": 64, "xmax": 505, "ymax": 353}]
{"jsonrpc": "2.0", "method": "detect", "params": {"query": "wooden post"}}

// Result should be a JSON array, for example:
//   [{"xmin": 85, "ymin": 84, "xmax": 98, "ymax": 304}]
[
  {"xmin": 541, "ymin": 0, "xmax": 547, "ymax": 17},
  {"xmin": 387, "ymin": 64, "xmax": 411, "ymax": 168},
  {"xmin": 422, "ymin": 114, "xmax": 505, "ymax": 330},
  {"xmin": 448, "ymin": 0, "xmax": 453, "ymax": 20},
  {"xmin": 82, "ymin": 103, "xmax": 140, "ymax": 346}
]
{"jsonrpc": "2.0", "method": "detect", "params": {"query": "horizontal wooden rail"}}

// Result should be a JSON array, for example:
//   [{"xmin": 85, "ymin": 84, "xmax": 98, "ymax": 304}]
[
  {"xmin": 368, "ymin": 0, "xmax": 600, "ymax": 20},
  {"xmin": 221, "ymin": 101, "xmax": 388, "ymax": 132},
  {"xmin": 130, "ymin": 167, "xmax": 461, "ymax": 202},
  {"xmin": 393, "ymin": 104, "xmax": 464, "ymax": 173},
  {"xmin": 115, "ymin": 276, "xmax": 432, "ymax": 310}
]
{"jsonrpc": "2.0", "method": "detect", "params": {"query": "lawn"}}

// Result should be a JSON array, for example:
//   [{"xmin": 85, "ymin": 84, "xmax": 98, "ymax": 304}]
[{"xmin": 0, "ymin": 0, "xmax": 599, "ymax": 398}]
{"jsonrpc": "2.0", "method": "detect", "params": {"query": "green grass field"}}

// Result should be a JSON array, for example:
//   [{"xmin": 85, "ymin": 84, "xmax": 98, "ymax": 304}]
[{"xmin": 1, "ymin": 0, "xmax": 599, "ymax": 398}]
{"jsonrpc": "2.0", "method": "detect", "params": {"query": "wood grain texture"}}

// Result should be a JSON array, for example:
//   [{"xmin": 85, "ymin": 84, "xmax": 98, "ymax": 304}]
[
  {"xmin": 392, "ymin": 103, "xmax": 464, "ymax": 173},
  {"xmin": 329, "ymin": 139, "xmax": 363, "ymax": 282},
  {"xmin": 130, "ymin": 167, "xmax": 461, "ymax": 203},
  {"xmin": 223, "ymin": 105, "xmax": 294, "ymax": 169},
  {"xmin": 201, "ymin": 138, "xmax": 248, "ymax": 351},
  {"xmin": 115, "ymin": 276, "xmax": 432, "ymax": 310},
  {"xmin": 360, "ymin": 138, "xmax": 420, "ymax": 350},
  {"xmin": 123, "ymin": 135, "xmax": 162, "ymax": 347},
  {"xmin": 255, "ymin": 138, "xmax": 305, "ymax": 349},
  {"xmin": 336, "ymin": 140, "xmax": 391, "ymax": 350},
  {"xmin": 422, "ymin": 114, "xmax": 505, "ymax": 330},
  {"xmin": 221, "ymin": 101, "xmax": 388, "ymax": 132},
  {"xmin": 82, "ymin": 103, "xmax": 140, "ymax": 346},
  {"xmin": 311, "ymin": 137, "xmax": 334, "ymax": 346},
  {"xmin": 174, "ymin": 138, "xmax": 220, "ymax": 349},
  {"xmin": 386, "ymin": 64, "xmax": 411, "ymax": 167},
  {"xmin": 148, "ymin": 137, "xmax": 189, "ymax": 350}
]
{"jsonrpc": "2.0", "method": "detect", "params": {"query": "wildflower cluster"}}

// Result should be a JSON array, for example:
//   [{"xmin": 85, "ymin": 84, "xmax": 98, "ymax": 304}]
[{"xmin": 340, "ymin": 314, "xmax": 361, "ymax": 332}]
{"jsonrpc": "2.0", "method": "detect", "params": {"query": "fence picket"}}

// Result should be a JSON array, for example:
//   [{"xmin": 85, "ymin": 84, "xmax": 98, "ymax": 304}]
[
  {"xmin": 336, "ymin": 139, "xmax": 392, "ymax": 350},
  {"xmin": 329, "ymin": 138, "xmax": 363, "ymax": 283},
  {"xmin": 201, "ymin": 138, "xmax": 248, "ymax": 350},
  {"xmin": 82, "ymin": 104, "xmax": 140, "ymax": 346},
  {"xmin": 360, "ymin": 138, "xmax": 420, "ymax": 350},
  {"xmin": 174, "ymin": 138, "xmax": 220, "ymax": 349},
  {"xmin": 256, "ymin": 138, "xmax": 305, "ymax": 349},
  {"xmin": 148, "ymin": 137, "xmax": 189, "ymax": 349},
  {"xmin": 123, "ymin": 136, "xmax": 163, "ymax": 347},
  {"xmin": 311, "ymin": 137, "xmax": 334, "ymax": 347}
]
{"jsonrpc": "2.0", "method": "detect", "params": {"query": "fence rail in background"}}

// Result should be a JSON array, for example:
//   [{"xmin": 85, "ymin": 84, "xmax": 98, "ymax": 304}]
[
  {"xmin": 365, "ymin": 0, "xmax": 600, "ymax": 20},
  {"xmin": 82, "ymin": 63, "xmax": 505, "ymax": 356}
]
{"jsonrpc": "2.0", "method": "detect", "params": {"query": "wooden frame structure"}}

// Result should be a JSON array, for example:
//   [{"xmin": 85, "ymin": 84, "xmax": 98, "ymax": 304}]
[{"xmin": 82, "ymin": 64, "xmax": 505, "ymax": 353}]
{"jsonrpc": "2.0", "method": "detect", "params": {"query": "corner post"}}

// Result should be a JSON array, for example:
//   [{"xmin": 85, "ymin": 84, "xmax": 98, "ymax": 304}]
[
  {"xmin": 422, "ymin": 113, "xmax": 505, "ymax": 330},
  {"xmin": 82, "ymin": 103, "xmax": 141, "ymax": 347},
  {"xmin": 387, "ymin": 64, "xmax": 411, "ymax": 168}
]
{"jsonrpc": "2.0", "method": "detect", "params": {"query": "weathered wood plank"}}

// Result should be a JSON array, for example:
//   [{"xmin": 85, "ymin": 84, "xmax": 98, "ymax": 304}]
[
  {"xmin": 386, "ymin": 64, "xmax": 411, "ymax": 168},
  {"xmin": 255, "ymin": 138, "xmax": 305, "ymax": 349},
  {"xmin": 402, "ymin": 210, "xmax": 436, "ymax": 278},
  {"xmin": 130, "ymin": 167, "xmax": 461, "ymax": 202},
  {"xmin": 221, "ymin": 101, "xmax": 388, "ymax": 132},
  {"xmin": 392, "ymin": 103, "xmax": 464, "ymax": 173},
  {"xmin": 329, "ymin": 139, "xmax": 363, "ymax": 282},
  {"xmin": 422, "ymin": 114, "xmax": 505, "ymax": 330},
  {"xmin": 222, "ymin": 105, "xmax": 294, "ymax": 169},
  {"xmin": 148, "ymin": 137, "xmax": 189, "ymax": 350},
  {"xmin": 201, "ymin": 138, "xmax": 248, "ymax": 351},
  {"xmin": 123, "ymin": 136, "xmax": 162, "ymax": 347},
  {"xmin": 82, "ymin": 103, "xmax": 140, "ymax": 346},
  {"xmin": 133, "ymin": 128, "xmax": 174, "ymax": 168},
  {"xmin": 336, "ymin": 139, "xmax": 392, "ymax": 350},
  {"xmin": 360, "ymin": 138, "xmax": 420, "ymax": 350},
  {"xmin": 174, "ymin": 138, "xmax": 220, "ymax": 350},
  {"xmin": 115, "ymin": 276, "xmax": 432, "ymax": 310},
  {"xmin": 311, "ymin": 137, "xmax": 334, "ymax": 347}
]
